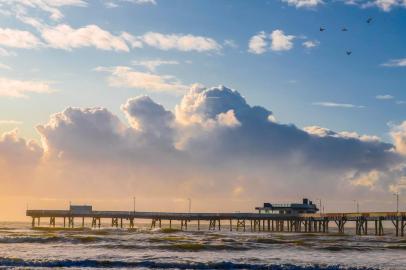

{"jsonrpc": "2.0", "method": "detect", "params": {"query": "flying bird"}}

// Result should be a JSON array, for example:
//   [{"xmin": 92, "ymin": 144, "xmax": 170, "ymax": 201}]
[
  {"xmin": 320, "ymin": 27, "xmax": 325, "ymax": 32},
  {"xmin": 346, "ymin": 51, "xmax": 352, "ymax": 56},
  {"xmin": 341, "ymin": 27, "xmax": 348, "ymax": 32},
  {"xmin": 367, "ymin": 17, "xmax": 373, "ymax": 24}
]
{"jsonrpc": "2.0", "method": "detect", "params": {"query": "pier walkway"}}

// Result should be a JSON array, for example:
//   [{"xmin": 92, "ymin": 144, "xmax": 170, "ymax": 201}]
[{"xmin": 26, "ymin": 209, "xmax": 406, "ymax": 237}]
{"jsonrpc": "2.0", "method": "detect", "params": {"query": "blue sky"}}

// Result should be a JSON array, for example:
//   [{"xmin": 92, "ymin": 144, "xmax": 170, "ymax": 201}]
[{"xmin": 0, "ymin": 0, "xmax": 405, "ymax": 142}]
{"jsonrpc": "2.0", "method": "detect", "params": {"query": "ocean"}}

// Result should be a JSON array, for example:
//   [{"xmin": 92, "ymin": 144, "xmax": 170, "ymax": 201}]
[{"xmin": 0, "ymin": 221, "xmax": 405, "ymax": 269}]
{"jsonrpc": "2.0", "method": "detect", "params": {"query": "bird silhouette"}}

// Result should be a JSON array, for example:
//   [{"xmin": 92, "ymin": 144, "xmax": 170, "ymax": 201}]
[
  {"xmin": 341, "ymin": 27, "xmax": 348, "ymax": 32},
  {"xmin": 367, "ymin": 17, "xmax": 373, "ymax": 24},
  {"xmin": 320, "ymin": 27, "xmax": 325, "ymax": 32},
  {"xmin": 346, "ymin": 51, "xmax": 352, "ymax": 56}
]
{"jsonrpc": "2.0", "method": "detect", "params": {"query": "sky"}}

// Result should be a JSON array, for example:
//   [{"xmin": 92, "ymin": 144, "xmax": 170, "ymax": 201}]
[{"xmin": 0, "ymin": 0, "xmax": 406, "ymax": 220}]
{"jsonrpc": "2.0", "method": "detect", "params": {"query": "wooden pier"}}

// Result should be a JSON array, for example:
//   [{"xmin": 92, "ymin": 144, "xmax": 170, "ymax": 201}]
[{"xmin": 26, "ymin": 209, "xmax": 406, "ymax": 237}]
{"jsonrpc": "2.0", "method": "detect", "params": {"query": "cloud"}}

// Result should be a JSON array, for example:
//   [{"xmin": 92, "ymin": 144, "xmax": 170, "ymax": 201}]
[
  {"xmin": 302, "ymin": 40, "xmax": 320, "ymax": 48},
  {"xmin": 248, "ymin": 30, "xmax": 295, "ymax": 54},
  {"xmin": 95, "ymin": 66, "xmax": 189, "ymax": 94},
  {"xmin": 0, "ymin": 27, "xmax": 42, "ymax": 49},
  {"xmin": 312, "ymin": 102, "xmax": 365, "ymax": 108},
  {"xmin": 0, "ymin": 63, "xmax": 12, "ymax": 70},
  {"xmin": 0, "ymin": 129, "xmax": 43, "ymax": 165},
  {"xmin": 121, "ymin": 0, "xmax": 156, "ymax": 4},
  {"xmin": 0, "ymin": 77, "xmax": 54, "ymax": 98},
  {"xmin": 139, "ymin": 32, "xmax": 221, "ymax": 52},
  {"xmin": 391, "ymin": 121, "xmax": 406, "ymax": 155},
  {"xmin": 104, "ymin": 0, "xmax": 156, "ymax": 8},
  {"xmin": 361, "ymin": 0, "xmax": 406, "ymax": 11},
  {"xmin": 2, "ymin": 85, "xmax": 405, "ymax": 212},
  {"xmin": 0, "ymin": 0, "xmax": 87, "ymax": 20},
  {"xmin": 382, "ymin": 58, "xmax": 406, "ymax": 67},
  {"xmin": 248, "ymin": 31, "xmax": 267, "ymax": 54},
  {"xmin": 375, "ymin": 94, "xmax": 394, "ymax": 100},
  {"xmin": 271, "ymin": 30, "xmax": 295, "ymax": 51},
  {"xmin": 281, "ymin": 0, "xmax": 324, "ymax": 8},
  {"xmin": 41, "ymin": 24, "xmax": 130, "ymax": 52},
  {"xmin": 0, "ymin": 120, "xmax": 22, "ymax": 125},
  {"xmin": 131, "ymin": 59, "xmax": 179, "ymax": 72}
]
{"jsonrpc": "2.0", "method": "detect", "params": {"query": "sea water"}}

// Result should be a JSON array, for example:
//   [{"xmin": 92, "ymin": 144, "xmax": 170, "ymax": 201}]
[{"xmin": 0, "ymin": 221, "xmax": 405, "ymax": 269}]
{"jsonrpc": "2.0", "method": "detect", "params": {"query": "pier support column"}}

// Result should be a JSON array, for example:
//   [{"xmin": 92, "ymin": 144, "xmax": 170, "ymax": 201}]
[
  {"xmin": 129, "ymin": 218, "xmax": 134, "ymax": 229},
  {"xmin": 209, "ymin": 219, "xmax": 216, "ymax": 231},
  {"xmin": 401, "ymin": 219, "xmax": 405, "ymax": 237},
  {"xmin": 392, "ymin": 219, "xmax": 399, "ymax": 237},
  {"xmin": 267, "ymin": 220, "xmax": 270, "ymax": 231},
  {"xmin": 32, "ymin": 217, "xmax": 36, "ymax": 228},
  {"xmin": 197, "ymin": 220, "xmax": 200, "ymax": 231},
  {"xmin": 218, "ymin": 219, "xmax": 221, "ymax": 231},
  {"xmin": 50, "ymin": 217, "xmax": 55, "ymax": 227},
  {"xmin": 169, "ymin": 220, "xmax": 172, "ymax": 229},
  {"xmin": 68, "ymin": 217, "xmax": 74, "ymax": 228},
  {"xmin": 82, "ymin": 217, "xmax": 85, "ymax": 228},
  {"xmin": 91, "ymin": 217, "xmax": 97, "ymax": 228},
  {"xmin": 120, "ymin": 218, "xmax": 123, "ymax": 229},
  {"xmin": 236, "ymin": 219, "xmax": 245, "ymax": 232},
  {"xmin": 229, "ymin": 219, "xmax": 232, "ymax": 231},
  {"xmin": 112, "ymin": 217, "xmax": 119, "ymax": 228}
]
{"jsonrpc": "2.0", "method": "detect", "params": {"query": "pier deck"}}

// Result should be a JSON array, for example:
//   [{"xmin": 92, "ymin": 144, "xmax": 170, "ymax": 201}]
[{"xmin": 26, "ymin": 209, "xmax": 406, "ymax": 237}]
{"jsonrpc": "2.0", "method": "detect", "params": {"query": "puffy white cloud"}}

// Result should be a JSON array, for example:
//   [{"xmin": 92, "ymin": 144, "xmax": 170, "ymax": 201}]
[
  {"xmin": 382, "ymin": 58, "xmax": 406, "ymax": 67},
  {"xmin": 1, "ymin": 85, "xmax": 405, "ymax": 210},
  {"xmin": 140, "ymin": 32, "xmax": 222, "ymax": 52},
  {"xmin": 391, "ymin": 121, "xmax": 406, "ymax": 155},
  {"xmin": 0, "ymin": 28, "xmax": 42, "ymax": 49},
  {"xmin": 313, "ymin": 101, "xmax": 365, "ymax": 108},
  {"xmin": 41, "ymin": 24, "xmax": 130, "ymax": 51},
  {"xmin": 270, "ymin": 30, "xmax": 295, "ymax": 51},
  {"xmin": 95, "ymin": 66, "xmax": 189, "ymax": 94},
  {"xmin": 0, "ymin": 77, "xmax": 54, "ymax": 98},
  {"xmin": 248, "ymin": 30, "xmax": 295, "ymax": 54},
  {"xmin": 0, "ymin": 129, "xmax": 43, "ymax": 165},
  {"xmin": 131, "ymin": 59, "xmax": 179, "ymax": 72},
  {"xmin": 281, "ymin": 0, "xmax": 324, "ymax": 8},
  {"xmin": 248, "ymin": 31, "xmax": 267, "ymax": 54}
]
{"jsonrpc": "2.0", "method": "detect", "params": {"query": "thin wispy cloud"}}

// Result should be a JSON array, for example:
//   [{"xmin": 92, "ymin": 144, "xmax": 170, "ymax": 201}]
[
  {"xmin": 0, "ymin": 120, "xmax": 22, "ymax": 125},
  {"xmin": 95, "ymin": 66, "xmax": 189, "ymax": 94},
  {"xmin": 382, "ymin": 58, "xmax": 406, "ymax": 67},
  {"xmin": 131, "ymin": 59, "xmax": 179, "ymax": 72},
  {"xmin": 0, "ymin": 77, "xmax": 54, "ymax": 98},
  {"xmin": 303, "ymin": 40, "xmax": 320, "ymax": 49},
  {"xmin": 281, "ymin": 0, "xmax": 324, "ymax": 8},
  {"xmin": 375, "ymin": 94, "xmax": 394, "ymax": 100},
  {"xmin": 313, "ymin": 102, "xmax": 365, "ymax": 108}
]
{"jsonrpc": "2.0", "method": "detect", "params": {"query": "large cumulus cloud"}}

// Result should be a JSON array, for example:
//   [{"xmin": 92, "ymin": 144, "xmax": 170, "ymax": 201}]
[{"xmin": 2, "ymin": 85, "xmax": 406, "ymax": 213}]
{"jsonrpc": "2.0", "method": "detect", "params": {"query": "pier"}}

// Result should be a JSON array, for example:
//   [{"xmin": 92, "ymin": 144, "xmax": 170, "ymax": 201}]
[{"xmin": 26, "ymin": 209, "xmax": 406, "ymax": 237}]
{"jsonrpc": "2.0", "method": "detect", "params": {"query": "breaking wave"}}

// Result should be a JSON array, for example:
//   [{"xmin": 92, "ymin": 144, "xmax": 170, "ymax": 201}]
[{"xmin": 0, "ymin": 258, "xmax": 377, "ymax": 269}]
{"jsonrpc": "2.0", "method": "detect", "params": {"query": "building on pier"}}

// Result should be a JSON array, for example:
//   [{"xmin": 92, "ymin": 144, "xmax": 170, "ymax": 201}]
[
  {"xmin": 255, "ymin": 198, "xmax": 318, "ymax": 214},
  {"xmin": 70, "ymin": 205, "xmax": 92, "ymax": 214}
]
